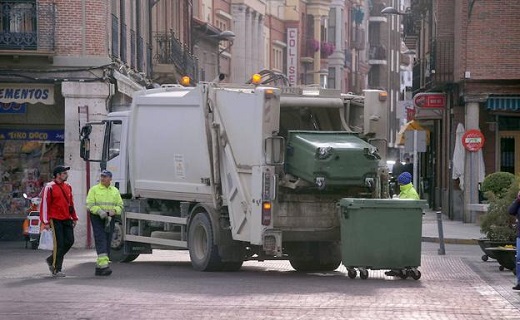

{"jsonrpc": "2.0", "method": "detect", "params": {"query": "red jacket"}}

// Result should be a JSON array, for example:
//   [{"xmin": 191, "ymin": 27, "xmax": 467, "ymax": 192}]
[{"xmin": 40, "ymin": 180, "xmax": 78, "ymax": 224}]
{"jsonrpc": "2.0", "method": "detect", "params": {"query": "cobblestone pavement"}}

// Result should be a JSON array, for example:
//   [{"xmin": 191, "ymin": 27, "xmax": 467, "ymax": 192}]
[{"xmin": 0, "ymin": 242, "xmax": 519, "ymax": 320}]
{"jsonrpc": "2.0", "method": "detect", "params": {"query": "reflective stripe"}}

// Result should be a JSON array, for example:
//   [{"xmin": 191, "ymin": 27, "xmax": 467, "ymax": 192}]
[{"xmin": 96, "ymin": 254, "xmax": 110, "ymax": 268}]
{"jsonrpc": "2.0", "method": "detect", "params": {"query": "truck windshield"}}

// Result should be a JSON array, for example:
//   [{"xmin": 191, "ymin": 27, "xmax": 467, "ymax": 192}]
[{"xmin": 279, "ymin": 107, "xmax": 343, "ymax": 137}]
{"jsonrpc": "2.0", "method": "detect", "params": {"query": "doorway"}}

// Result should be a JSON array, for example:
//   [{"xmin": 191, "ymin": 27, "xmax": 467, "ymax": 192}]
[{"xmin": 499, "ymin": 131, "xmax": 520, "ymax": 176}]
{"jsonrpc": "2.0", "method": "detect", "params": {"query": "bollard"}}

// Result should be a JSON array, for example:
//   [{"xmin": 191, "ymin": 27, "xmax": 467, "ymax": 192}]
[{"xmin": 437, "ymin": 211, "xmax": 446, "ymax": 255}]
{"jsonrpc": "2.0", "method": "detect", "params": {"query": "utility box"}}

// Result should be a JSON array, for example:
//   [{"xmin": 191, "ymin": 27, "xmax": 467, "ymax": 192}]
[{"xmin": 285, "ymin": 131, "xmax": 380, "ymax": 188}]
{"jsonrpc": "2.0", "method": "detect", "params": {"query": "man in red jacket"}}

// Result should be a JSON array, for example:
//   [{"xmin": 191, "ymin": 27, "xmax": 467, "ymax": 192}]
[{"xmin": 40, "ymin": 165, "xmax": 78, "ymax": 277}]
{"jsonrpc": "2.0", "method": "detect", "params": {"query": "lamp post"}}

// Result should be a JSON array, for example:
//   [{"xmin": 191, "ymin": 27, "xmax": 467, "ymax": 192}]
[
  {"xmin": 211, "ymin": 30, "xmax": 235, "ymax": 80},
  {"xmin": 382, "ymin": 6, "xmax": 418, "ymax": 190}
]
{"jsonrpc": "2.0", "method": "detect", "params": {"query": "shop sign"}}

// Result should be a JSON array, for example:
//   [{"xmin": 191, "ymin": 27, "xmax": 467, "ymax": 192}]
[
  {"xmin": 462, "ymin": 129, "xmax": 485, "ymax": 152},
  {"xmin": 286, "ymin": 28, "xmax": 298, "ymax": 86},
  {"xmin": 413, "ymin": 93, "xmax": 446, "ymax": 109},
  {"xmin": 0, "ymin": 84, "xmax": 55, "ymax": 105},
  {"xmin": 0, "ymin": 129, "xmax": 64, "ymax": 142},
  {"xmin": 0, "ymin": 102, "xmax": 26, "ymax": 114}
]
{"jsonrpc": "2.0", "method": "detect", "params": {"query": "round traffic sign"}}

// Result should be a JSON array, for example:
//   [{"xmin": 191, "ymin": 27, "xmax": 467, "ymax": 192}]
[{"xmin": 462, "ymin": 129, "xmax": 485, "ymax": 152}]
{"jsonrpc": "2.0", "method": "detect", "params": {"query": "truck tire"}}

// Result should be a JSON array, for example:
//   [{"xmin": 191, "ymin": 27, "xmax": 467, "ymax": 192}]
[
  {"xmin": 289, "ymin": 241, "xmax": 342, "ymax": 272},
  {"xmin": 109, "ymin": 217, "xmax": 139, "ymax": 263},
  {"xmin": 188, "ymin": 212, "xmax": 223, "ymax": 271}
]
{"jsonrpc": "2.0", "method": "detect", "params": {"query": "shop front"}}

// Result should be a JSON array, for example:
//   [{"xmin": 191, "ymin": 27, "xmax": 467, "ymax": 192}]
[{"xmin": 0, "ymin": 83, "xmax": 64, "ymax": 240}]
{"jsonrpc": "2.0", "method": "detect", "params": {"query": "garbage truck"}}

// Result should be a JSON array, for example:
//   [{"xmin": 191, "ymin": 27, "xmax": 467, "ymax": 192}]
[{"xmin": 79, "ymin": 80, "xmax": 388, "ymax": 272}]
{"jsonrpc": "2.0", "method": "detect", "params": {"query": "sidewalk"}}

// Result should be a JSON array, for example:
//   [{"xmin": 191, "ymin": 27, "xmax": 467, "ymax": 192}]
[{"xmin": 422, "ymin": 209, "xmax": 485, "ymax": 244}]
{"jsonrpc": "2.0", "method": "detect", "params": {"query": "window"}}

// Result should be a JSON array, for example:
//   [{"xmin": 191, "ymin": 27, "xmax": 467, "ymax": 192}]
[
  {"xmin": 0, "ymin": 0, "xmax": 37, "ymax": 49},
  {"xmin": 327, "ymin": 67, "xmax": 336, "ymax": 89},
  {"xmin": 108, "ymin": 121, "xmax": 122, "ymax": 161},
  {"xmin": 328, "ymin": 8, "xmax": 336, "ymax": 44},
  {"xmin": 272, "ymin": 46, "xmax": 283, "ymax": 72}
]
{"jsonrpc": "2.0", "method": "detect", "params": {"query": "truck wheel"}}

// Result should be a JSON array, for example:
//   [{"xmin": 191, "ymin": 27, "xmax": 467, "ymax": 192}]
[
  {"xmin": 288, "ymin": 241, "xmax": 342, "ymax": 272},
  {"xmin": 109, "ymin": 218, "xmax": 139, "ymax": 263},
  {"xmin": 188, "ymin": 212, "xmax": 223, "ymax": 271}
]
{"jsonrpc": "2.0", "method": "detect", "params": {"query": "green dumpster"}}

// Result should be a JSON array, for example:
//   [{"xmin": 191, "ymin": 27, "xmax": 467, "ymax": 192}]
[{"xmin": 339, "ymin": 198, "xmax": 427, "ymax": 280}]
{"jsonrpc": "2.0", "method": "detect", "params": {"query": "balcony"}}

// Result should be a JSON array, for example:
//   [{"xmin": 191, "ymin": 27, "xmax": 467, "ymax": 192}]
[
  {"xmin": 412, "ymin": 39, "xmax": 454, "ymax": 93},
  {"xmin": 430, "ymin": 39, "xmax": 454, "ymax": 87},
  {"xmin": 0, "ymin": 1, "xmax": 56, "ymax": 56},
  {"xmin": 369, "ymin": 2, "xmax": 387, "ymax": 23},
  {"xmin": 154, "ymin": 31, "xmax": 198, "ymax": 81}
]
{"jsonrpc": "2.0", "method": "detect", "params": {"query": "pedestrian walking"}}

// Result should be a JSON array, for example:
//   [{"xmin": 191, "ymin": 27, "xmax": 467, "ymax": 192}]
[
  {"xmin": 86, "ymin": 170, "xmax": 123, "ymax": 276},
  {"xmin": 508, "ymin": 190, "xmax": 520, "ymax": 290},
  {"xmin": 40, "ymin": 165, "xmax": 78, "ymax": 277}
]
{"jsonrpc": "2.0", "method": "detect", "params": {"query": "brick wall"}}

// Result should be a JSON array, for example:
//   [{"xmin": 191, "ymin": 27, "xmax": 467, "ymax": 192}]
[
  {"xmin": 452, "ymin": 0, "xmax": 520, "ymax": 81},
  {"xmin": 49, "ymin": 0, "xmax": 108, "ymax": 56}
]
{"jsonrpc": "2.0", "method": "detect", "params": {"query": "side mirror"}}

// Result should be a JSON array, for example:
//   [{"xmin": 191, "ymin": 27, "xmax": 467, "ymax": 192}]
[
  {"xmin": 80, "ymin": 138, "xmax": 90, "ymax": 160},
  {"xmin": 79, "ymin": 125, "xmax": 92, "ymax": 160}
]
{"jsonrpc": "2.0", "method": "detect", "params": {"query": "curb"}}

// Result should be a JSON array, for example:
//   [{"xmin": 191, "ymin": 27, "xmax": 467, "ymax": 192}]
[{"xmin": 422, "ymin": 236, "xmax": 478, "ymax": 245}]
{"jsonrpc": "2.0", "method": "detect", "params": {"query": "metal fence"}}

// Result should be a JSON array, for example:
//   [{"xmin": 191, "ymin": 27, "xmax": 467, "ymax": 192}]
[{"xmin": 154, "ymin": 31, "xmax": 198, "ymax": 81}]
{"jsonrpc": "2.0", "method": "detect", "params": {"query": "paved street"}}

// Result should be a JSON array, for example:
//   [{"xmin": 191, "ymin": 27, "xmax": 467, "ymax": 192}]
[{"xmin": 0, "ymin": 242, "xmax": 519, "ymax": 320}]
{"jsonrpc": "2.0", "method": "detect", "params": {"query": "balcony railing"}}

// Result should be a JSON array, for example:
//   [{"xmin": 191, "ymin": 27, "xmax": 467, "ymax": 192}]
[
  {"xmin": 154, "ymin": 31, "xmax": 198, "ymax": 81},
  {"xmin": 0, "ymin": 1, "xmax": 56, "ymax": 51},
  {"xmin": 413, "ymin": 39, "xmax": 454, "ymax": 92},
  {"xmin": 430, "ymin": 39, "xmax": 454, "ymax": 86}
]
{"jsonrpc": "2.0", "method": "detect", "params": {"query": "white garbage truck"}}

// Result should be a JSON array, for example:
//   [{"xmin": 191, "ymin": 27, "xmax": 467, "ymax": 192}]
[{"xmin": 79, "ymin": 80, "xmax": 388, "ymax": 271}]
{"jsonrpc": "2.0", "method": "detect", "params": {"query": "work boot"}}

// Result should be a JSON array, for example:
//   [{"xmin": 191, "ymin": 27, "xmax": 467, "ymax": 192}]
[
  {"xmin": 95, "ymin": 267, "xmax": 112, "ymax": 276},
  {"xmin": 513, "ymin": 284, "xmax": 520, "ymax": 290}
]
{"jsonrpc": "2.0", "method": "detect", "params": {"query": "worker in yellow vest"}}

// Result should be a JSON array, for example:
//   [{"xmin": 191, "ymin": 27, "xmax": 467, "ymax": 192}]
[{"xmin": 86, "ymin": 170, "xmax": 123, "ymax": 276}]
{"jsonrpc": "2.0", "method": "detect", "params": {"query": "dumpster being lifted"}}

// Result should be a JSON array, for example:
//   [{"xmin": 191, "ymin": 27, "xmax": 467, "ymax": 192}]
[{"xmin": 339, "ymin": 198, "xmax": 428, "ymax": 280}]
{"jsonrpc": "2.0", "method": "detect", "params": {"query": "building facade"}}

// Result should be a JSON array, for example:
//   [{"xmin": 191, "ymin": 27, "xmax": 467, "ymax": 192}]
[
  {"xmin": 0, "ymin": 0, "xmax": 186, "ymax": 244},
  {"xmin": 406, "ymin": 0, "xmax": 520, "ymax": 221}
]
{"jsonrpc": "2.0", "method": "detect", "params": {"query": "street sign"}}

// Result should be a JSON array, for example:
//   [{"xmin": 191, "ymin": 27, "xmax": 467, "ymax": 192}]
[
  {"xmin": 413, "ymin": 93, "xmax": 446, "ymax": 109},
  {"xmin": 462, "ymin": 129, "xmax": 485, "ymax": 152}
]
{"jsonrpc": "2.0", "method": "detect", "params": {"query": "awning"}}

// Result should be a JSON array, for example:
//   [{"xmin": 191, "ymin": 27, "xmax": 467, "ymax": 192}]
[
  {"xmin": 486, "ymin": 97, "xmax": 520, "ymax": 111},
  {"xmin": 396, "ymin": 120, "xmax": 430, "ymax": 146}
]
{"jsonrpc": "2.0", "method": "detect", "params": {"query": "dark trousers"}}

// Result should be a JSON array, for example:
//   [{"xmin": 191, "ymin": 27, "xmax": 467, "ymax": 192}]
[
  {"xmin": 90, "ymin": 213, "xmax": 115, "ymax": 256},
  {"xmin": 48, "ymin": 219, "xmax": 74, "ymax": 272}
]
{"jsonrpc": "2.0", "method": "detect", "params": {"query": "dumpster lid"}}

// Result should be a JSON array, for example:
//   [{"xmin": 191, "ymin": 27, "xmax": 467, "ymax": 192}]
[{"xmin": 339, "ymin": 198, "xmax": 428, "ymax": 209}]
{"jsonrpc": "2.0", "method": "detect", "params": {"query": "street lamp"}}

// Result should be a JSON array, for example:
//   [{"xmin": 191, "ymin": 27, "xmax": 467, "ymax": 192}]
[
  {"xmin": 209, "ymin": 30, "xmax": 235, "ymax": 80},
  {"xmin": 382, "ymin": 6, "xmax": 419, "ymax": 190}
]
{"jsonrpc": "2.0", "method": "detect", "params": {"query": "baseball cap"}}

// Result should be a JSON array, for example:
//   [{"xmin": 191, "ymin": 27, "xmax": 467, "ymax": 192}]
[
  {"xmin": 100, "ymin": 170, "xmax": 113, "ymax": 178},
  {"xmin": 53, "ymin": 165, "xmax": 70, "ymax": 177}
]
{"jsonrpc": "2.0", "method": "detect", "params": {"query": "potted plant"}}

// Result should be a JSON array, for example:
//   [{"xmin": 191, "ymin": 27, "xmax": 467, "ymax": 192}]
[
  {"xmin": 478, "ymin": 172, "xmax": 518, "ymax": 267},
  {"xmin": 320, "ymin": 42, "xmax": 335, "ymax": 58}
]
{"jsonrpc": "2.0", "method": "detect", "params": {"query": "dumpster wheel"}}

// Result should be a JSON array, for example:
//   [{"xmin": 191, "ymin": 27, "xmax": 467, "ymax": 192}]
[
  {"xmin": 347, "ymin": 268, "xmax": 357, "ymax": 279},
  {"xmin": 359, "ymin": 268, "xmax": 368, "ymax": 280},
  {"xmin": 398, "ymin": 270, "xmax": 408, "ymax": 279},
  {"xmin": 481, "ymin": 254, "xmax": 489, "ymax": 262},
  {"xmin": 409, "ymin": 269, "xmax": 421, "ymax": 280}
]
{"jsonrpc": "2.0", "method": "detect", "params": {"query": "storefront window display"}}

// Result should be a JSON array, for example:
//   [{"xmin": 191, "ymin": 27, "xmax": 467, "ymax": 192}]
[{"xmin": 0, "ymin": 141, "xmax": 64, "ymax": 216}]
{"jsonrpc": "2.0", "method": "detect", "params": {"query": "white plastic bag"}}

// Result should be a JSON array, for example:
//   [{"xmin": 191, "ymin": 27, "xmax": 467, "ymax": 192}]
[{"xmin": 38, "ymin": 229, "xmax": 54, "ymax": 250}]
